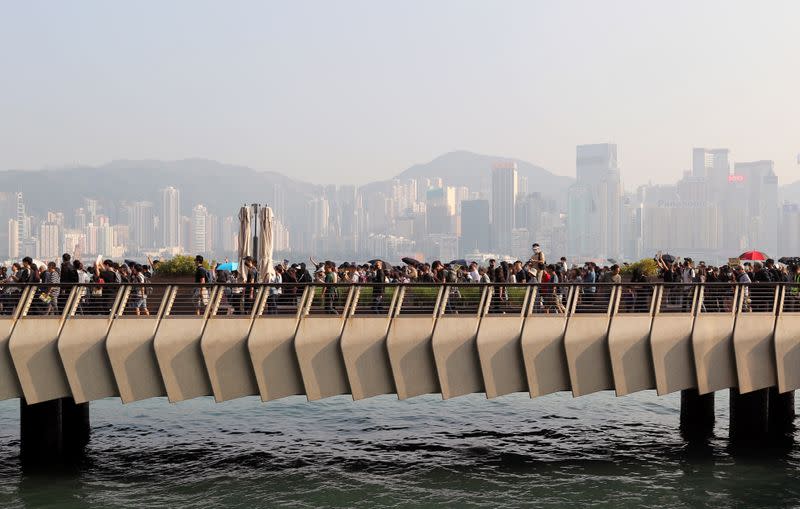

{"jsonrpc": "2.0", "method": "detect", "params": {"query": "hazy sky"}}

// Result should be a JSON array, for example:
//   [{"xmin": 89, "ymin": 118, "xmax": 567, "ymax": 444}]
[{"xmin": 1, "ymin": 1, "xmax": 798, "ymax": 188}]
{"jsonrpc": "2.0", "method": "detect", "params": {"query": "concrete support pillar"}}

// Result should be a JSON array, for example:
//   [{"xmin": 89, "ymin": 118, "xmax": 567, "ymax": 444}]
[
  {"xmin": 768, "ymin": 388, "xmax": 796, "ymax": 434},
  {"xmin": 729, "ymin": 388, "xmax": 769, "ymax": 441},
  {"xmin": 20, "ymin": 397, "xmax": 90, "ymax": 465},
  {"xmin": 680, "ymin": 389, "xmax": 715, "ymax": 439},
  {"xmin": 20, "ymin": 399, "xmax": 63, "ymax": 463}
]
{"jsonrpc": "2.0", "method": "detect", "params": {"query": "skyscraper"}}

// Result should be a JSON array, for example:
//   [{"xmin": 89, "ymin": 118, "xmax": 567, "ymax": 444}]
[
  {"xmin": 460, "ymin": 199, "xmax": 490, "ymax": 254},
  {"xmin": 160, "ymin": 187, "xmax": 181, "ymax": 249},
  {"xmin": 425, "ymin": 187, "xmax": 456, "ymax": 235},
  {"xmin": 15, "ymin": 192, "xmax": 26, "ymax": 252},
  {"xmin": 692, "ymin": 148, "xmax": 730, "ymax": 178},
  {"xmin": 7, "ymin": 219, "xmax": 18, "ymax": 259},
  {"xmin": 129, "ymin": 201, "xmax": 155, "ymax": 251},
  {"xmin": 38, "ymin": 222, "xmax": 61, "ymax": 259},
  {"xmin": 191, "ymin": 204, "xmax": 208, "ymax": 254},
  {"xmin": 733, "ymin": 160, "xmax": 778, "ymax": 255},
  {"xmin": 491, "ymin": 162, "xmax": 518, "ymax": 255},
  {"xmin": 568, "ymin": 144, "xmax": 622, "ymax": 259}
]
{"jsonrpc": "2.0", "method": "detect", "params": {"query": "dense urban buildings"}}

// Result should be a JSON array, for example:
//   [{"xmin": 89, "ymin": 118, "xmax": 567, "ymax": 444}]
[{"xmin": 0, "ymin": 145, "xmax": 790, "ymax": 265}]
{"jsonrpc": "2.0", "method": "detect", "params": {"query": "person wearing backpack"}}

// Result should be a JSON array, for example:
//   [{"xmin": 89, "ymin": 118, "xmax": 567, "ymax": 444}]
[
  {"xmin": 194, "ymin": 255, "xmax": 210, "ymax": 315},
  {"xmin": 131, "ymin": 264, "xmax": 149, "ymax": 316}
]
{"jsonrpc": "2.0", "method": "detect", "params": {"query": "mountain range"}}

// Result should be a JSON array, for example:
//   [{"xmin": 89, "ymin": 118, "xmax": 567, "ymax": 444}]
[
  {"xmin": 0, "ymin": 151, "xmax": 572, "ymax": 230},
  {"xmin": 8, "ymin": 151, "xmax": 795, "ymax": 232}
]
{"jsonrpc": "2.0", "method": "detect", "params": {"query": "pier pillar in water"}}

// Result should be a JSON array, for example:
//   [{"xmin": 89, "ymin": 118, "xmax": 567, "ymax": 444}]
[
  {"xmin": 768, "ymin": 388, "xmax": 795, "ymax": 434},
  {"xmin": 679, "ymin": 389, "xmax": 714, "ymax": 439},
  {"xmin": 20, "ymin": 397, "xmax": 90, "ymax": 464},
  {"xmin": 729, "ymin": 388, "xmax": 769, "ymax": 441}
]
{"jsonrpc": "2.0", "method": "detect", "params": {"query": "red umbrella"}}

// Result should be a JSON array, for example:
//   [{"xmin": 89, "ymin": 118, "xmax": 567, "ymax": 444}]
[{"xmin": 739, "ymin": 250, "xmax": 768, "ymax": 261}]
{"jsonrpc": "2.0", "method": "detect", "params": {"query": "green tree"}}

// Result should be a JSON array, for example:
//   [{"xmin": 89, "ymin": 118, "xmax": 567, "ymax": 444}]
[
  {"xmin": 155, "ymin": 255, "xmax": 209, "ymax": 277},
  {"xmin": 621, "ymin": 258, "xmax": 659, "ymax": 279}
]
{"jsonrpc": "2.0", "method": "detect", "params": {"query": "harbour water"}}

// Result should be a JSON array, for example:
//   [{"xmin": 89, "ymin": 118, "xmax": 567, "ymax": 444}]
[{"xmin": 0, "ymin": 391, "xmax": 798, "ymax": 508}]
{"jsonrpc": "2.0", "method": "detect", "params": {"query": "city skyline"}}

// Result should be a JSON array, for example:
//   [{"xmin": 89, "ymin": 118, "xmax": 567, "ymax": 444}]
[{"xmin": 0, "ymin": 143, "xmax": 792, "ymax": 266}]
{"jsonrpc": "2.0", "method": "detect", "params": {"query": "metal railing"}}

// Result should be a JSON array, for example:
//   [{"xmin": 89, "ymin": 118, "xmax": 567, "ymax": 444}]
[{"xmin": 1, "ymin": 282, "xmax": 798, "ymax": 318}]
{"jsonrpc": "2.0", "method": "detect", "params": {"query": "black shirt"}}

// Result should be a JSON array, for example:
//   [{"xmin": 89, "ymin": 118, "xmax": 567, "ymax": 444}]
[
  {"xmin": 373, "ymin": 269, "xmax": 386, "ymax": 294},
  {"xmin": 100, "ymin": 269, "xmax": 117, "ymax": 284},
  {"xmin": 60, "ymin": 263, "xmax": 79, "ymax": 283}
]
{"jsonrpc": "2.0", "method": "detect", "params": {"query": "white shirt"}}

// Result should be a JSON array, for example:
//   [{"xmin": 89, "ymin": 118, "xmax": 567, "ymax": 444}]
[{"xmin": 268, "ymin": 273, "xmax": 282, "ymax": 295}]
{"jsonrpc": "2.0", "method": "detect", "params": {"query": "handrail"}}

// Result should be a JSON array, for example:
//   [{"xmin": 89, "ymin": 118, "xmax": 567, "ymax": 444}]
[{"xmin": 2, "ymin": 282, "xmax": 795, "ymax": 287}]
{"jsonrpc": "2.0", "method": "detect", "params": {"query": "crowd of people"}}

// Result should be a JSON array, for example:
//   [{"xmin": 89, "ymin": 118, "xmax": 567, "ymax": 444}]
[
  {"xmin": 225, "ymin": 244, "xmax": 800, "ymax": 288},
  {"xmin": 2, "ymin": 242, "xmax": 798, "ymax": 316}
]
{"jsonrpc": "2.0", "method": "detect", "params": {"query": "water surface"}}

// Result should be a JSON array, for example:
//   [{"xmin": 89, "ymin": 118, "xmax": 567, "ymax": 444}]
[{"xmin": 0, "ymin": 392, "xmax": 798, "ymax": 508}]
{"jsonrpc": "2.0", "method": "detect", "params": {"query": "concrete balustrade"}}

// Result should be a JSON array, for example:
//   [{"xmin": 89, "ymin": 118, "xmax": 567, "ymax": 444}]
[
  {"xmin": 154, "ymin": 286, "xmax": 216, "ymax": 402},
  {"xmin": 520, "ymin": 286, "xmax": 572, "ymax": 397},
  {"xmin": 692, "ymin": 285, "xmax": 739, "ymax": 394},
  {"xmin": 294, "ymin": 285, "xmax": 353, "ymax": 400},
  {"xmin": 106, "ymin": 285, "xmax": 169, "ymax": 403},
  {"xmin": 386, "ymin": 286, "xmax": 442, "ymax": 399},
  {"xmin": 1, "ymin": 281, "xmax": 797, "ymax": 406},
  {"xmin": 340, "ymin": 286, "xmax": 398, "ymax": 400},
  {"xmin": 650, "ymin": 286, "xmax": 698, "ymax": 395}
]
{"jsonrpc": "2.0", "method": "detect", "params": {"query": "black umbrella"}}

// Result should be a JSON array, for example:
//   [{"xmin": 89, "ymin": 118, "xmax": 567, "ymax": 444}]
[
  {"xmin": 401, "ymin": 257, "xmax": 422, "ymax": 268},
  {"xmin": 779, "ymin": 257, "xmax": 800, "ymax": 265},
  {"xmin": 657, "ymin": 253, "xmax": 676, "ymax": 264},
  {"xmin": 368, "ymin": 259, "xmax": 393, "ymax": 270},
  {"xmin": 449, "ymin": 259, "xmax": 468, "ymax": 267}
]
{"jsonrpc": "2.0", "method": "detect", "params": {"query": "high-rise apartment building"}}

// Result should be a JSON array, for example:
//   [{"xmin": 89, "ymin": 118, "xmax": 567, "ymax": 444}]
[
  {"xmin": 15, "ymin": 192, "xmax": 26, "ymax": 251},
  {"xmin": 221, "ymin": 216, "xmax": 236, "ymax": 253},
  {"xmin": 38, "ymin": 222, "xmax": 61, "ymax": 260},
  {"xmin": 191, "ymin": 204, "xmax": 209, "ymax": 254},
  {"xmin": 7, "ymin": 219, "xmax": 18, "ymax": 259},
  {"xmin": 491, "ymin": 162, "xmax": 518, "ymax": 255},
  {"xmin": 160, "ymin": 187, "xmax": 181, "ymax": 249},
  {"xmin": 84, "ymin": 198, "xmax": 99, "ymax": 224},
  {"xmin": 129, "ymin": 201, "xmax": 155, "ymax": 251},
  {"xmin": 97, "ymin": 223, "xmax": 114, "ymax": 257}
]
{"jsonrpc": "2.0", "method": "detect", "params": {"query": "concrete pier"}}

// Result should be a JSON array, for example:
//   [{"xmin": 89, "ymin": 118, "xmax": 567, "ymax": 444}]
[
  {"xmin": 729, "ymin": 388, "xmax": 769, "ymax": 441},
  {"xmin": 768, "ymin": 388, "xmax": 796, "ymax": 434},
  {"xmin": 20, "ymin": 397, "xmax": 89, "ymax": 465},
  {"xmin": 679, "ymin": 389, "xmax": 715, "ymax": 439}
]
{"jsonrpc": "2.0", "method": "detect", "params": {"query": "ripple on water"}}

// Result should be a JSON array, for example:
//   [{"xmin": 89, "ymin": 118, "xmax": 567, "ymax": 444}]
[{"xmin": 0, "ymin": 392, "xmax": 799, "ymax": 508}]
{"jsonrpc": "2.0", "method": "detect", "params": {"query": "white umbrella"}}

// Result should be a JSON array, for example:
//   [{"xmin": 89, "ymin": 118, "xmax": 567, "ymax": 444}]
[
  {"xmin": 238, "ymin": 206, "xmax": 251, "ymax": 281},
  {"xmin": 258, "ymin": 206, "xmax": 275, "ymax": 282}
]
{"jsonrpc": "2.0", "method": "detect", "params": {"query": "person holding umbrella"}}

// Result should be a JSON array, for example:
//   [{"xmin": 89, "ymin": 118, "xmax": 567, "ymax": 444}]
[{"xmin": 372, "ymin": 260, "xmax": 386, "ymax": 314}]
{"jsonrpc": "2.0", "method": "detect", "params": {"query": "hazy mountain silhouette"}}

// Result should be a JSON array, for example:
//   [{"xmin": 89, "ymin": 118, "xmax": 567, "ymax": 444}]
[
  {"xmin": 0, "ymin": 159, "xmax": 318, "ymax": 232},
  {"xmin": 359, "ymin": 150, "xmax": 572, "ymax": 206},
  {"xmin": 0, "ymin": 151, "xmax": 569, "ymax": 227},
  {"xmin": 399, "ymin": 150, "xmax": 571, "ymax": 190}
]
